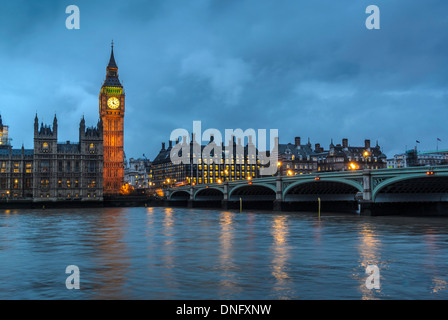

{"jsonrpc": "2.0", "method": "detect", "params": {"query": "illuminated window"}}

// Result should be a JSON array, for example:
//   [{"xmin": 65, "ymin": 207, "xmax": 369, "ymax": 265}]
[
  {"xmin": 42, "ymin": 142, "xmax": 49, "ymax": 152},
  {"xmin": 41, "ymin": 179, "xmax": 49, "ymax": 188},
  {"xmin": 89, "ymin": 143, "xmax": 95, "ymax": 153}
]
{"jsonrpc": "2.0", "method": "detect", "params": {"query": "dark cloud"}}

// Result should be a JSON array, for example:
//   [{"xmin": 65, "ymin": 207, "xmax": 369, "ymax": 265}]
[{"xmin": 0, "ymin": 0, "xmax": 447, "ymax": 160}]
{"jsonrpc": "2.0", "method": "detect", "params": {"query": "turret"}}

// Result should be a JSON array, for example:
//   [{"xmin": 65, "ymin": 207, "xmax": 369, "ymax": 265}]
[
  {"xmin": 53, "ymin": 114, "xmax": 58, "ymax": 137},
  {"xmin": 34, "ymin": 114, "xmax": 39, "ymax": 135}
]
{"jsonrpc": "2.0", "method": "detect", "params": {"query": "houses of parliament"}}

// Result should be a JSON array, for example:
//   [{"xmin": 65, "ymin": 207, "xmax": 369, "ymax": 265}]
[{"xmin": 0, "ymin": 44, "xmax": 125, "ymax": 201}]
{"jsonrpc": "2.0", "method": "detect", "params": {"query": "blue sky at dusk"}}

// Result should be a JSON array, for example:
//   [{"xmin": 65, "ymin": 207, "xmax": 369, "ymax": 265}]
[{"xmin": 0, "ymin": 0, "xmax": 447, "ymax": 159}]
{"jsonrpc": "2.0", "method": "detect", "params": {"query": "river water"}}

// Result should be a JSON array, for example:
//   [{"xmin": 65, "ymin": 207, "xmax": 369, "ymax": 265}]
[{"xmin": 0, "ymin": 206, "xmax": 447, "ymax": 300}]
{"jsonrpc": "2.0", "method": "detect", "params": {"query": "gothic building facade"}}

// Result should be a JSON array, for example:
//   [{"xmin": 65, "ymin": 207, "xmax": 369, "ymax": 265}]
[
  {"xmin": 32, "ymin": 115, "xmax": 103, "ymax": 201},
  {"xmin": 0, "ymin": 45, "xmax": 125, "ymax": 202}
]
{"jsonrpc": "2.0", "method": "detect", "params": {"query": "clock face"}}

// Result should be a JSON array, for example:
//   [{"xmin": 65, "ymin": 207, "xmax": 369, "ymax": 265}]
[{"xmin": 107, "ymin": 97, "xmax": 120, "ymax": 109}]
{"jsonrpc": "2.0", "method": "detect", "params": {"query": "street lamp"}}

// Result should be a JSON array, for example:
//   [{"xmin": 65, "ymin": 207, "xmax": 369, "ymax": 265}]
[
  {"xmin": 277, "ymin": 161, "xmax": 282, "ymax": 176},
  {"xmin": 363, "ymin": 151, "xmax": 370, "ymax": 169},
  {"xmin": 349, "ymin": 162, "xmax": 358, "ymax": 170}
]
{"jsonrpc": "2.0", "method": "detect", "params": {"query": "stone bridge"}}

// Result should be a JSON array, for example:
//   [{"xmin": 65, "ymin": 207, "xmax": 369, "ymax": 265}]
[{"xmin": 166, "ymin": 166, "xmax": 448, "ymax": 215}]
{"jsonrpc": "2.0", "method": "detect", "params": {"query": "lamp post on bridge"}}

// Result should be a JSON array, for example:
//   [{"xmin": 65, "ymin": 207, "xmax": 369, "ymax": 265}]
[{"xmin": 363, "ymin": 151, "xmax": 370, "ymax": 170}]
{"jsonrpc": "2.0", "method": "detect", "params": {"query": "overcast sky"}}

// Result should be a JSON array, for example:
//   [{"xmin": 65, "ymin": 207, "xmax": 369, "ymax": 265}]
[{"xmin": 1, "ymin": 0, "xmax": 447, "ymax": 160}]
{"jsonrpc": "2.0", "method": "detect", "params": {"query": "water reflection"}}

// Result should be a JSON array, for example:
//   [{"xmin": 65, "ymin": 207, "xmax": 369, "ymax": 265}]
[
  {"xmin": 423, "ymin": 230, "xmax": 448, "ymax": 295},
  {"xmin": 91, "ymin": 208, "xmax": 131, "ymax": 299},
  {"xmin": 357, "ymin": 223, "xmax": 382, "ymax": 300},
  {"xmin": 145, "ymin": 207, "xmax": 155, "ymax": 259},
  {"xmin": 270, "ymin": 215, "xmax": 294, "ymax": 299},
  {"xmin": 218, "ymin": 211, "xmax": 239, "ymax": 297},
  {"xmin": 160, "ymin": 208, "xmax": 178, "ymax": 294}
]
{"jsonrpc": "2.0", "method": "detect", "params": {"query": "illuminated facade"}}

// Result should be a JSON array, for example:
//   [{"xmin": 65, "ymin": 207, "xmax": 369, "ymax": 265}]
[
  {"xmin": 151, "ymin": 136, "xmax": 262, "ymax": 188},
  {"xmin": 99, "ymin": 43, "xmax": 125, "ymax": 195}
]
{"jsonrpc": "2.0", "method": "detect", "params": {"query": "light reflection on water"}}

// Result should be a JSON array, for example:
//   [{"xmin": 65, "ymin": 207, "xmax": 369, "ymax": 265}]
[
  {"xmin": 1, "ymin": 207, "xmax": 448, "ymax": 299},
  {"xmin": 270, "ymin": 215, "xmax": 293, "ymax": 299}
]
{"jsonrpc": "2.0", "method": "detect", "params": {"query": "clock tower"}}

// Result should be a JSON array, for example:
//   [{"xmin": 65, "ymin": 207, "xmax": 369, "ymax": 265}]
[{"xmin": 99, "ymin": 42, "xmax": 125, "ymax": 195}]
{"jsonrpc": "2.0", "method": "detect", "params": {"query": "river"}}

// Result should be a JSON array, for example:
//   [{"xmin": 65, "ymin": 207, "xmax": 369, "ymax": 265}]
[{"xmin": 0, "ymin": 207, "xmax": 447, "ymax": 299}]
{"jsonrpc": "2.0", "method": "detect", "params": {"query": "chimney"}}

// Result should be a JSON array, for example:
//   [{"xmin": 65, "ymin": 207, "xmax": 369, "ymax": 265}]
[
  {"xmin": 162, "ymin": 142, "xmax": 165, "ymax": 150},
  {"xmin": 365, "ymin": 139, "xmax": 371, "ymax": 149},
  {"xmin": 342, "ymin": 138, "xmax": 348, "ymax": 148},
  {"xmin": 295, "ymin": 137, "xmax": 301, "ymax": 147},
  {"xmin": 315, "ymin": 143, "xmax": 323, "ymax": 153},
  {"xmin": 168, "ymin": 140, "xmax": 172, "ymax": 149}
]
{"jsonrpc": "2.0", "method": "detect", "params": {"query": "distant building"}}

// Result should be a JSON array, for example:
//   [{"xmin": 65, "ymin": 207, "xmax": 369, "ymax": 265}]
[
  {"xmin": 319, "ymin": 138, "xmax": 387, "ymax": 172},
  {"xmin": 124, "ymin": 157, "xmax": 152, "ymax": 189},
  {"xmin": 277, "ymin": 137, "xmax": 320, "ymax": 175},
  {"xmin": 0, "ymin": 115, "xmax": 11, "ymax": 148},
  {"xmin": 387, "ymin": 149, "xmax": 448, "ymax": 168},
  {"xmin": 278, "ymin": 137, "xmax": 387, "ymax": 175}
]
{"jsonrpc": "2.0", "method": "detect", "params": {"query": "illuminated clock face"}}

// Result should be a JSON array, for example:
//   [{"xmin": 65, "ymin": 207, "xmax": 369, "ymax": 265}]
[{"xmin": 107, "ymin": 97, "xmax": 120, "ymax": 109}]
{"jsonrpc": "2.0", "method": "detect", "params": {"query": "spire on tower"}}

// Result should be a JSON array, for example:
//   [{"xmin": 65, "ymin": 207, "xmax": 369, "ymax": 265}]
[
  {"xmin": 102, "ymin": 42, "xmax": 122, "ymax": 88},
  {"xmin": 107, "ymin": 40, "xmax": 118, "ymax": 69}
]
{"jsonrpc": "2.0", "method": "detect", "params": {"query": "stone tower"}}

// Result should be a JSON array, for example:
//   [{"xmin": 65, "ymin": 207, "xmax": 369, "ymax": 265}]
[{"xmin": 99, "ymin": 42, "xmax": 125, "ymax": 195}]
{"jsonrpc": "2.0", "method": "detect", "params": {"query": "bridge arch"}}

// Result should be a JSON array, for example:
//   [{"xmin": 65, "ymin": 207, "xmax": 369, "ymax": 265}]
[
  {"xmin": 194, "ymin": 187, "xmax": 224, "ymax": 201},
  {"xmin": 373, "ymin": 172, "xmax": 448, "ymax": 202},
  {"xmin": 228, "ymin": 183, "xmax": 276, "ymax": 201},
  {"xmin": 283, "ymin": 178, "xmax": 364, "ymax": 201},
  {"xmin": 169, "ymin": 190, "xmax": 191, "ymax": 201}
]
